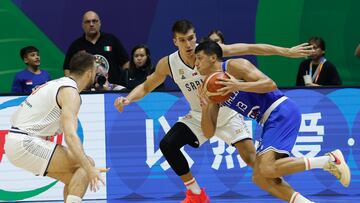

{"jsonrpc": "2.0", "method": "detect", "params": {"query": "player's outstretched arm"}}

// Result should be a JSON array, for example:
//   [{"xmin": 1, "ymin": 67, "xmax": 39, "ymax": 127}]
[
  {"xmin": 114, "ymin": 57, "xmax": 170, "ymax": 112},
  {"xmin": 221, "ymin": 42, "xmax": 314, "ymax": 58},
  {"xmin": 58, "ymin": 87, "xmax": 107, "ymax": 192}
]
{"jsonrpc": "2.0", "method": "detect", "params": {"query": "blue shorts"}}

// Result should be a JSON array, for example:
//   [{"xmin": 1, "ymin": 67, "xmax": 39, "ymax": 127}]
[{"xmin": 256, "ymin": 99, "xmax": 301, "ymax": 156}]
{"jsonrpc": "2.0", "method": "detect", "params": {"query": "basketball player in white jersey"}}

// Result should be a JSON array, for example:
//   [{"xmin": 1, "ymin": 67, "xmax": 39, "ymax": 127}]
[
  {"xmin": 5, "ymin": 52, "xmax": 108, "ymax": 203},
  {"xmin": 114, "ymin": 19, "xmax": 314, "ymax": 203}
]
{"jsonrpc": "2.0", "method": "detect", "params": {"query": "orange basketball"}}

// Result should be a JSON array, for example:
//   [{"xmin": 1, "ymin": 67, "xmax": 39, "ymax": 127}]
[{"xmin": 203, "ymin": 72, "xmax": 231, "ymax": 103}]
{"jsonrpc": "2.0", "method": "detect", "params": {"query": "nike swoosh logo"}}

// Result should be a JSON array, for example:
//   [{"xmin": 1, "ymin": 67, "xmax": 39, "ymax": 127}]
[{"xmin": 331, "ymin": 152, "xmax": 341, "ymax": 165}]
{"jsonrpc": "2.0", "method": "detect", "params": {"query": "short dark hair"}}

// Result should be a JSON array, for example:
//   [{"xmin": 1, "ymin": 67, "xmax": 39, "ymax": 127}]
[
  {"xmin": 69, "ymin": 51, "xmax": 96, "ymax": 75},
  {"xmin": 195, "ymin": 40, "xmax": 223, "ymax": 60},
  {"xmin": 308, "ymin": 36, "xmax": 326, "ymax": 55},
  {"xmin": 172, "ymin": 19, "xmax": 195, "ymax": 38},
  {"xmin": 208, "ymin": 30, "xmax": 225, "ymax": 43},
  {"xmin": 20, "ymin": 46, "xmax": 39, "ymax": 60}
]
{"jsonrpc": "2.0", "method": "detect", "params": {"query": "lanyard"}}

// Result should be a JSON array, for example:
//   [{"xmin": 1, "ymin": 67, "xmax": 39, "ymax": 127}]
[{"xmin": 309, "ymin": 57, "xmax": 326, "ymax": 83}]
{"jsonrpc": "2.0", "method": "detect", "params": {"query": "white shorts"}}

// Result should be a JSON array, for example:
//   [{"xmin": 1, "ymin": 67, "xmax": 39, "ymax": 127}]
[
  {"xmin": 5, "ymin": 131, "xmax": 57, "ymax": 176},
  {"xmin": 179, "ymin": 111, "xmax": 252, "ymax": 146}
]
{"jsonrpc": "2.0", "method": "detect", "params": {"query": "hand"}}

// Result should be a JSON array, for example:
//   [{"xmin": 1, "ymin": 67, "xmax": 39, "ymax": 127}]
[
  {"xmin": 215, "ymin": 73, "xmax": 242, "ymax": 95},
  {"xmin": 87, "ymin": 167, "xmax": 110, "ymax": 192},
  {"xmin": 287, "ymin": 43, "xmax": 315, "ymax": 58},
  {"xmin": 197, "ymin": 84, "xmax": 210, "ymax": 107},
  {"xmin": 114, "ymin": 97, "xmax": 130, "ymax": 112}
]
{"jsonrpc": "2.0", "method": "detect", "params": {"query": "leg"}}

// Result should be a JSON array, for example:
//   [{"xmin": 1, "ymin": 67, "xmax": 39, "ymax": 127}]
[
  {"xmin": 159, "ymin": 123, "xmax": 199, "ymax": 180},
  {"xmin": 233, "ymin": 139, "xmax": 256, "ymax": 168},
  {"xmin": 46, "ymin": 145, "xmax": 94, "ymax": 201},
  {"xmin": 47, "ymin": 168, "xmax": 89, "ymax": 202},
  {"xmin": 252, "ymin": 151, "xmax": 296, "ymax": 201},
  {"xmin": 253, "ymin": 151, "xmax": 314, "ymax": 202},
  {"xmin": 160, "ymin": 122, "xmax": 209, "ymax": 202},
  {"xmin": 47, "ymin": 172, "xmax": 73, "ymax": 201}
]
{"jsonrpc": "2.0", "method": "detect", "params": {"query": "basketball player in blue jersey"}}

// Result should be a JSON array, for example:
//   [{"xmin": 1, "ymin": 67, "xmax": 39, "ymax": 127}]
[
  {"xmin": 196, "ymin": 40, "xmax": 350, "ymax": 203},
  {"xmin": 114, "ymin": 19, "xmax": 315, "ymax": 203}
]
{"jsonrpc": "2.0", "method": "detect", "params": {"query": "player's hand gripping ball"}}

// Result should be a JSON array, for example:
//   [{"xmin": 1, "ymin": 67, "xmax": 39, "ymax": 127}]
[{"xmin": 203, "ymin": 72, "xmax": 231, "ymax": 103}]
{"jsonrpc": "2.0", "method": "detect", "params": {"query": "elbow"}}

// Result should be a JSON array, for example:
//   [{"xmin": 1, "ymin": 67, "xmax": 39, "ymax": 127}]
[{"xmin": 264, "ymin": 79, "xmax": 277, "ymax": 92}]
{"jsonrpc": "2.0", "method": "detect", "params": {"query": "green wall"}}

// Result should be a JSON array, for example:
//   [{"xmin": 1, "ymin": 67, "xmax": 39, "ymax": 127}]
[
  {"xmin": 256, "ymin": 0, "xmax": 360, "ymax": 87},
  {"xmin": 0, "ymin": 0, "xmax": 64, "ymax": 93}
]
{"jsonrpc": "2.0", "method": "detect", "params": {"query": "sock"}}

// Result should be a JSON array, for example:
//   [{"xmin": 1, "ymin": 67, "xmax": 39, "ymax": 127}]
[
  {"xmin": 184, "ymin": 178, "xmax": 201, "ymax": 194},
  {"xmin": 66, "ymin": 195, "xmax": 82, "ymax": 203},
  {"xmin": 304, "ymin": 156, "xmax": 330, "ymax": 170},
  {"xmin": 289, "ymin": 192, "xmax": 314, "ymax": 203}
]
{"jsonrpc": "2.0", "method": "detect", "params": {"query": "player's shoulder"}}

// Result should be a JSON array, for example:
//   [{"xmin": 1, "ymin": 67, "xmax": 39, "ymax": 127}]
[
  {"xmin": 153, "ymin": 56, "xmax": 170, "ymax": 75},
  {"xmin": 227, "ymin": 58, "xmax": 252, "ymax": 67},
  {"xmin": 157, "ymin": 56, "xmax": 170, "ymax": 67}
]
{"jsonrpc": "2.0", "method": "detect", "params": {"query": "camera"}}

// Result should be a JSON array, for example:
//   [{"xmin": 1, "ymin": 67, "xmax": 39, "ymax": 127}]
[{"xmin": 95, "ymin": 73, "xmax": 107, "ymax": 87}]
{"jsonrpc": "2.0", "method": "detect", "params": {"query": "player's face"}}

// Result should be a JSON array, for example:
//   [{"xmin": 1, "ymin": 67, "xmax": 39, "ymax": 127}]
[
  {"xmin": 133, "ymin": 48, "xmax": 148, "ymax": 68},
  {"xmin": 24, "ymin": 52, "xmax": 40, "ymax": 68},
  {"xmin": 173, "ymin": 29, "xmax": 197, "ymax": 57},
  {"xmin": 82, "ymin": 12, "xmax": 101, "ymax": 37},
  {"xmin": 195, "ymin": 51, "xmax": 215, "ymax": 76}
]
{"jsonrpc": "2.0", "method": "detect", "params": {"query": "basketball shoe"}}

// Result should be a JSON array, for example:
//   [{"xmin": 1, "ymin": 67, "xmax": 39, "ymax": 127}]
[
  {"xmin": 181, "ymin": 188, "xmax": 210, "ymax": 203},
  {"xmin": 323, "ymin": 149, "xmax": 351, "ymax": 187}
]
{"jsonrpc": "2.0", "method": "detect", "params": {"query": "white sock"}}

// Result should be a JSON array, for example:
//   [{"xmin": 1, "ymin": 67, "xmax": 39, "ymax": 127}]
[
  {"xmin": 289, "ymin": 192, "xmax": 314, "ymax": 203},
  {"xmin": 66, "ymin": 195, "xmax": 82, "ymax": 203},
  {"xmin": 304, "ymin": 156, "xmax": 330, "ymax": 170},
  {"xmin": 184, "ymin": 178, "xmax": 201, "ymax": 194}
]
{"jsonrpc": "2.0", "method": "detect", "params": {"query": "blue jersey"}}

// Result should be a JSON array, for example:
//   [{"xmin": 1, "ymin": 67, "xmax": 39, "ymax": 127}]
[
  {"xmin": 11, "ymin": 69, "xmax": 51, "ymax": 94},
  {"xmin": 221, "ymin": 90, "xmax": 284, "ymax": 123},
  {"xmin": 221, "ymin": 60, "xmax": 301, "ymax": 156}
]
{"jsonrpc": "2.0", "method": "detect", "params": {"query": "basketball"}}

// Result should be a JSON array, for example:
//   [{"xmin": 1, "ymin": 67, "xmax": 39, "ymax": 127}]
[{"xmin": 203, "ymin": 72, "xmax": 231, "ymax": 103}]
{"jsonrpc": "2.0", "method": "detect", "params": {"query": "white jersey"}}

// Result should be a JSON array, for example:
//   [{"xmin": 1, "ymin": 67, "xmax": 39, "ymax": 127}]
[
  {"xmin": 168, "ymin": 51, "xmax": 237, "ymax": 126},
  {"xmin": 11, "ymin": 77, "xmax": 78, "ymax": 137}
]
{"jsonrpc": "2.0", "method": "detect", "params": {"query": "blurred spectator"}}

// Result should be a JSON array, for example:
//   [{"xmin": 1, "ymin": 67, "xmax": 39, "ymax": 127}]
[
  {"xmin": 63, "ymin": 10, "xmax": 129, "ymax": 86},
  {"xmin": 125, "ymin": 44, "xmax": 162, "ymax": 90},
  {"xmin": 355, "ymin": 44, "xmax": 360, "ymax": 58},
  {"xmin": 296, "ymin": 37, "xmax": 341, "ymax": 86},
  {"xmin": 208, "ymin": 30, "xmax": 225, "ymax": 44},
  {"xmin": 91, "ymin": 55, "xmax": 126, "ymax": 91},
  {"xmin": 11, "ymin": 46, "xmax": 51, "ymax": 94}
]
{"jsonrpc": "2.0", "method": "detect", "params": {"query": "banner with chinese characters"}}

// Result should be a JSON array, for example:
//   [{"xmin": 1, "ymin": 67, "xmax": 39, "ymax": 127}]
[
  {"xmin": 1, "ymin": 88, "xmax": 359, "ymax": 201},
  {"xmin": 105, "ymin": 88, "xmax": 360, "ymax": 199}
]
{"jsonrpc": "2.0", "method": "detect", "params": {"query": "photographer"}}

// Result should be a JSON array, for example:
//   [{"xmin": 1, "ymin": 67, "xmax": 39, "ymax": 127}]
[{"xmin": 92, "ymin": 55, "xmax": 126, "ymax": 91}]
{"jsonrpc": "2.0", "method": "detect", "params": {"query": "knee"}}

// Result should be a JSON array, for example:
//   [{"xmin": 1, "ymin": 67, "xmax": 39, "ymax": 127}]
[
  {"xmin": 159, "ymin": 137, "xmax": 178, "ymax": 155},
  {"xmin": 256, "ymin": 163, "xmax": 278, "ymax": 178},
  {"xmin": 159, "ymin": 138, "xmax": 169, "ymax": 153}
]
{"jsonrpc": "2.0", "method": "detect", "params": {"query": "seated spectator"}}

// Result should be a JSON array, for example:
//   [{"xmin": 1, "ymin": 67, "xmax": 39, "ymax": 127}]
[
  {"xmin": 11, "ymin": 46, "xmax": 51, "ymax": 94},
  {"xmin": 208, "ymin": 30, "xmax": 225, "ymax": 44},
  {"xmin": 125, "ymin": 44, "xmax": 162, "ymax": 90},
  {"xmin": 355, "ymin": 44, "xmax": 360, "ymax": 58},
  {"xmin": 296, "ymin": 37, "xmax": 341, "ymax": 86}
]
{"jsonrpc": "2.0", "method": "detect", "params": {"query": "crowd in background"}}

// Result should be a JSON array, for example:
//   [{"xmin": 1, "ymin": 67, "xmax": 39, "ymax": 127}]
[{"xmin": 11, "ymin": 10, "xmax": 354, "ymax": 94}]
